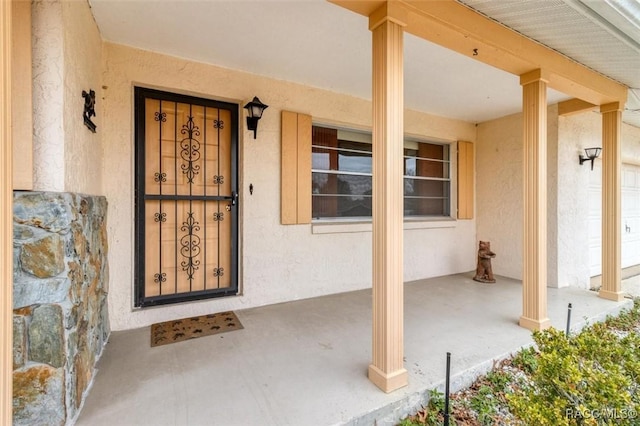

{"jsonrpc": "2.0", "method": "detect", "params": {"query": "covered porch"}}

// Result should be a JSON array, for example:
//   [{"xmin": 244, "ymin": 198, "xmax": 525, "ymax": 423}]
[
  {"xmin": 76, "ymin": 273, "xmax": 633, "ymax": 426},
  {"xmin": 2, "ymin": 0, "xmax": 640, "ymax": 423}
]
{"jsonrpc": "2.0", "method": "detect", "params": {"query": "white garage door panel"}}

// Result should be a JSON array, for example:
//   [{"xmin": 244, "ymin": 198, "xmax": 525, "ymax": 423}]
[
  {"xmin": 589, "ymin": 163, "xmax": 640, "ymax": 277},
  {"xmin": 622, "ymin": 166, "xmax": 640, "ymax": 269}
]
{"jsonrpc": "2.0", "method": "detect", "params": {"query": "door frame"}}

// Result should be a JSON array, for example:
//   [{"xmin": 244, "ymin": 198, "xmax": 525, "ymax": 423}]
[{"xmin": 133, "ymin": 87, "xmax": 240, "ymax": 307}]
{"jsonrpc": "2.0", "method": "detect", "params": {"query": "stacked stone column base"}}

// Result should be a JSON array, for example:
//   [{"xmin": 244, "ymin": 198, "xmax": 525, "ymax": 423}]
[{"xmin": 12, "ymin": 192, "xmax": 110, "ymax": 425}]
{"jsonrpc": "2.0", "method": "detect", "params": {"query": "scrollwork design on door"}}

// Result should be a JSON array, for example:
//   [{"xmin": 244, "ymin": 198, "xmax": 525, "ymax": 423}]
[
  {"xmin": 180, "ymin": 211, "xmax": 201, "ymax": 282},
  {"xmin": 180, "ymin": 115, "xmax": 201, "ymax": 183}
]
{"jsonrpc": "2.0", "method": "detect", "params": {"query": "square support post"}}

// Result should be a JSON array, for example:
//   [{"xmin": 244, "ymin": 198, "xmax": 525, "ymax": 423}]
[
  {"xmin": 599, "ymin": 102, "xmax": 624, "ymax": 301},
  {"xmin": 368, "ymin": 5, "xmax": 408, "ymax": 393},
  {"xmin": 1, "ymin": 0, "xmax": 13, "ymax": 422},
  {"xmin": 519, "ymin": 70, "xmax": 551, "ymax": 331}
]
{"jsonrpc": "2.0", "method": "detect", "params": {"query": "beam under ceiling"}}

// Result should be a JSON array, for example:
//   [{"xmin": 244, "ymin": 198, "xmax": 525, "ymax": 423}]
[{"xmin": 330, "ymin": 0, "xmax": 628, "ymax": 106}]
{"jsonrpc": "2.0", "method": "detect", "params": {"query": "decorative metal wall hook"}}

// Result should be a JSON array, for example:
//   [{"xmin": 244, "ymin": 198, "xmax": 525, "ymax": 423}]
[{"xmin": 82, "ymin": 89, "xmax": 97, "ymax": 133}]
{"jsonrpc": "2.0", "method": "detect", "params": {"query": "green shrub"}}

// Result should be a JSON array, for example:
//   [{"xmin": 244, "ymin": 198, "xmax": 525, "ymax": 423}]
[
  {"xmin": 398, "ymin": 389, "xmax": 455, "ymax": 426},
  {"xmin": 605, "ymin": 299, "xmax": 640, "ymax": 331},
  {"xmin": 511, "ymin": 346, "xmax": 538, "ymax": 375},
  {"xmin": 507, "ymin": 325, "xmax": 640, "ymax": 425},
  {"xmin": 398, "ymin": 418, "xmax": 422, "ymax": 426},
  {"xmin": 398, "ymin": 299, "xmax": 640, "ymax": 426},
  {"xmin": 485, "ymin": 369, "xmax": 512, "ymax": 394},
  {"xmin": 469, "ymin": 384, "xmax": 499, "ymax": 425}
]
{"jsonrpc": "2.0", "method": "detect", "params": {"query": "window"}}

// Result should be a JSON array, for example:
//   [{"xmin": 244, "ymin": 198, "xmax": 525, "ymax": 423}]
[{"xmin": 311, "ymin": 125, "xmax": 451, "ymax": 219}]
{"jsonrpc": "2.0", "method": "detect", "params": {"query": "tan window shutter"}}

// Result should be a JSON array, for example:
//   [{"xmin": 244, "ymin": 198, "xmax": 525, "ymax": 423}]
[
  {"xmin": 281, "ymin": 111, "xmax": 311, "ymax": 225},
  {"xmin": 457, "ymin": 141, "xmax": 474, "ymax": 219}
]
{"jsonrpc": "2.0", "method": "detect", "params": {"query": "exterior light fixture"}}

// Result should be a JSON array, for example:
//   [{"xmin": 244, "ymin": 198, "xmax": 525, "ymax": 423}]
[
  {"xmin": 579, "ymin": 147, "xmax": 602, "ymax": 170},
  {"xmin": 243, "ymin": 96, "xmax": 268, "ymax": 139}
]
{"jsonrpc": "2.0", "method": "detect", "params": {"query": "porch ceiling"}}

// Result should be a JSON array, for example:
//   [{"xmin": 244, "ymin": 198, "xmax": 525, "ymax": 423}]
[{"xmin": 88, "ymin": 0, "xmax": 640, "ymax": 127}]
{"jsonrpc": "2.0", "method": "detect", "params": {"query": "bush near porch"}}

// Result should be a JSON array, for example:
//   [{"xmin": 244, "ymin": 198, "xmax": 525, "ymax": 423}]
[{"xmin": 400, "ymin": 299, "xmax": 640, "ymax": 426}]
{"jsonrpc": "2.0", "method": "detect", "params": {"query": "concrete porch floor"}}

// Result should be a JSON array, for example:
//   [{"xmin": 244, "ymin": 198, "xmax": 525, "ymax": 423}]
[{"xmin": 76, "ymin": 273, "xmax": 635, "ymax": 426}]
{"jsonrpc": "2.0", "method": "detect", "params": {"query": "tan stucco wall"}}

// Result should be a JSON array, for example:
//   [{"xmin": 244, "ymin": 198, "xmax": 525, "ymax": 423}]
[
  {"xmin": 477, "ymin": 104, "xmax": 561, "ymax": 285},
  {"xmin": 558, "ymin": 112, "xmax": 640, "ymax": 285},
  {"xmin": 476, "ymin": 111, "xmax": 524, "ymax": 280},
  {"xmin": 478, "ymin": 105, "xmax": 640, "ymax": 289},
  {"xmin": 546, "ymin": 105, "xmax": 560, "ymax": 288},
  {"xmin": 622, "ymin": 122, "xmax": 640, "ymax": 164},
  {"xmin": 102, "ymin": 42, "xmax": 478, "ymax": 330},
  {"xmin": 31, "ymin": 0, "xmax": 102, "ymax": 194},
  {"xmin": 62, "ymin": 0, "xmax": 102, "ymax": 194},
  {"xmin": 32, "ymin": 0, "xmax": 64, "ymax": 192},
  {"xmin": 557, "ymin": 111, "xmax": 599, "ymax": 288}
]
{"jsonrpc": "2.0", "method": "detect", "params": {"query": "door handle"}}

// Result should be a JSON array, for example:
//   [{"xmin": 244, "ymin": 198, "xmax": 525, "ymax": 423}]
[{"xmin": 230, "ymin": 191, "xmax": 238, "ymax": 206}]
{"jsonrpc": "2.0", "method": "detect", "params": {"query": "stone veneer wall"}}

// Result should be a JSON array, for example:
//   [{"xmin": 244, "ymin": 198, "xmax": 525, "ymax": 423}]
[{"xmin": 12, "ymin": 192, "xmax": 110, "ymax": 425}]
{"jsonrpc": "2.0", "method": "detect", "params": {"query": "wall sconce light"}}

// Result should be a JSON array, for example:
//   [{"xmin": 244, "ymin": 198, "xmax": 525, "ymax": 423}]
[
  {"xmin": 243, "ymin": 96, "xmax": 268, "ymax": 139},
  {"xmin": 579, "ymin": 147, "xmax": 602, "ymax": 170}
]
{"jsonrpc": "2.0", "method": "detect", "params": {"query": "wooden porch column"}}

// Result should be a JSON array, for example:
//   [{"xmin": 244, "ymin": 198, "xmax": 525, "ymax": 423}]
[
  {"xmin": 1, "ymin": 0, "xmax": 13, "ymax": 423},
  {"xmin": 368, "ymin": 5, "xmax": 408, "ymax": 393},
  {"xmin": 599, "ymin": 102, "xmax": 624, "ymax": 301},
  {"xmin": 519, "ymin": 70, "xmax": 551, "ymax": 331}
]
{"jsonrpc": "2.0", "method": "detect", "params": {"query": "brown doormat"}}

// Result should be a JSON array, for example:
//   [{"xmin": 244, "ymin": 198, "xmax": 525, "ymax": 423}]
[{"xmin": 150, "ymin": 311, "xmax": 243, "ymax": 347}]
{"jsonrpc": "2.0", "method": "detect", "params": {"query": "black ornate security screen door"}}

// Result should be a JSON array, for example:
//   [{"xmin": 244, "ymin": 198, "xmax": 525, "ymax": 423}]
[{"xmin": 135, "ymin": 88, "xmax": 239, "ymax": 307}]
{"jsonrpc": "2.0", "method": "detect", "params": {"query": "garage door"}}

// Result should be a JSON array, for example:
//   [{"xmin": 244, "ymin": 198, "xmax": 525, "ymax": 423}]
[{"xmin": 588, "ymin": 162, "xmax": 640, "ymax": 276}]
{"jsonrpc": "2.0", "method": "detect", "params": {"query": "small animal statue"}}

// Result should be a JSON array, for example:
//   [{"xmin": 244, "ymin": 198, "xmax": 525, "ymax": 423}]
[{"xmin": 473, "ymin": 240, "xmax": 496, "ymax": 283}]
